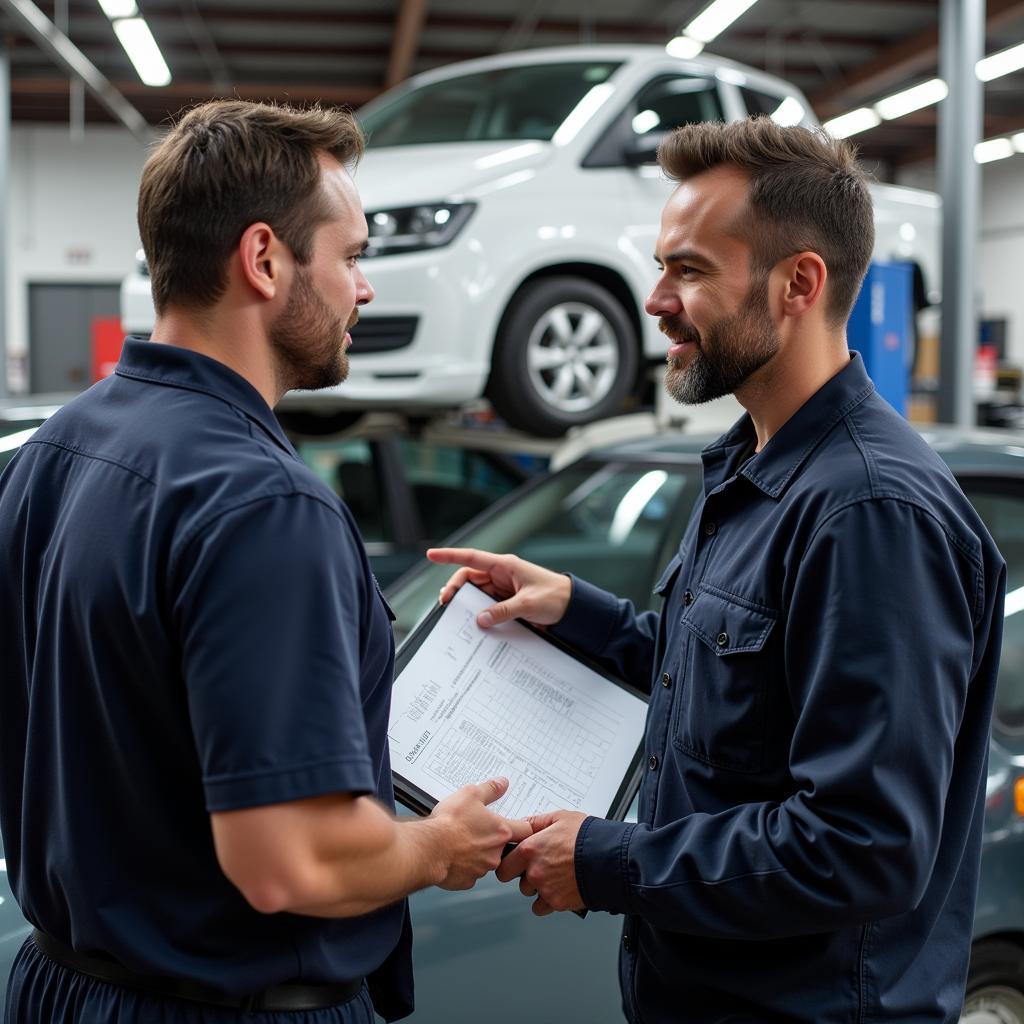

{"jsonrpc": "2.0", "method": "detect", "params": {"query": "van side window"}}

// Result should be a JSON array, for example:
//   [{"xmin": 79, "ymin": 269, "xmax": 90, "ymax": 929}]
[{"xmin": 632, "ymin": 76, "xmax": 723, "ymax": 139}]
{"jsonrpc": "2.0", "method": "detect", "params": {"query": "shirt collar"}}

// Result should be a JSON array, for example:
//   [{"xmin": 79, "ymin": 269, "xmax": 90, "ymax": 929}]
[
  {"xmin": 701, "ymin": 351, "xmax": 876, "ymax": 499},
  {"xmin": 115, "ymin": 337, "xmax": 295, "ymax": 455}
]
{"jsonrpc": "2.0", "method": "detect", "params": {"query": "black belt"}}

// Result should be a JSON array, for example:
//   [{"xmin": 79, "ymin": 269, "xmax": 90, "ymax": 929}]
[{"xmin": 32, "ymin": 930, "xmax": 363, "ymax": 1012}]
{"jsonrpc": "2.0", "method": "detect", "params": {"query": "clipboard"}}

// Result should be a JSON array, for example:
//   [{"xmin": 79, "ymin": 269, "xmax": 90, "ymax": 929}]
[{"xmin": 388, "ymin": 582, "xmax": 648, "ymax": 823}]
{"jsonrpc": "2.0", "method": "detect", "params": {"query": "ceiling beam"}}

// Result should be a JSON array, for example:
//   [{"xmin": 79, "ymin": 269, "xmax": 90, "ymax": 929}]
[
  {"xmin": 0, "ymin": 0, "xmax": 151, "ymax": 138},
  {"xmin": 386, "ymin": 0, "xmax": 428, "ymax": 88},
  {"xmin": 812, "ymin": 0, "xmax": 1024, "ymax": 120},
  {"xmin": 10, "ymin": 75, "xmax": 381, "ymax": 108}
]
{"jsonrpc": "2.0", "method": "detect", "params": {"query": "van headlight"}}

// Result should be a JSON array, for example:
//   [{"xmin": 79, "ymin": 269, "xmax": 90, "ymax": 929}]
[{"xmin": 364, "ymin": 202, "xmax": 476, "ymax": 257}]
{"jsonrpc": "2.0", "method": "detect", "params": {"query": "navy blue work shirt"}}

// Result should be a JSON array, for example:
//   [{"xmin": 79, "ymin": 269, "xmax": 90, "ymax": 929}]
[
  {"xmin": 0, "ymin": 338, "xmax": 412, "ymax": 1020},
  {"xmin": 553, "ymin": 353, "xmax": 1005, "ymax": 1023}
]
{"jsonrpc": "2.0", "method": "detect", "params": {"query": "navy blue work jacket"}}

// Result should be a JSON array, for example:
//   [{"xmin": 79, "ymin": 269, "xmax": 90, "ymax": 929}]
[
  {"xmin": 0, "ymin": 338, "xmax": 412, "ymax": 1020},
  {"xmin": 553, "ymin": 354, "xmax": 1005, "ymax": 1023}
]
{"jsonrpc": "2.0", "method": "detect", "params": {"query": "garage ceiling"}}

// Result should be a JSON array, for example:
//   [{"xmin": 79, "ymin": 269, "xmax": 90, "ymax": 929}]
[{"xmin": 5, "ymin": 0, "xmax": 1024, "ymax": 177}]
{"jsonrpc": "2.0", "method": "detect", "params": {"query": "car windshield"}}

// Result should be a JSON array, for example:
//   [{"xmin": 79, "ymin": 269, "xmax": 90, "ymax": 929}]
[
  {"xmin": 360, "ymin": 61, "xmax": 621, "ymax": 146},
  {"xmin": 387, "ymin": 458, "xmax": 701, "ymax": 642}
]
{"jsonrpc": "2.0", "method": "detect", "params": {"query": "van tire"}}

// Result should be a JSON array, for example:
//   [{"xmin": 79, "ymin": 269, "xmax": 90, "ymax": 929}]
[{"xmin": 487, "ymin": 276, "xmax": 639, "ymax": 437}]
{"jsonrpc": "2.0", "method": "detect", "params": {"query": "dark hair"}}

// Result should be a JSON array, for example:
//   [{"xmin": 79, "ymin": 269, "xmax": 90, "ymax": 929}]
[
  {"xmin": 657, "ymin": 118, "xmax": 875, "ymax": 327},
  {"xmin": 138, "ymin": 99, "xmax": 365, "ymax": 315}
]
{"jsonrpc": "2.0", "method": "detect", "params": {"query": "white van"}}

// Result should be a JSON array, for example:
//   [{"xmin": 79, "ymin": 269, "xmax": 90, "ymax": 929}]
[{"xmin": 121, "ymin": 45, "xmax": 940, "ymax": 436}]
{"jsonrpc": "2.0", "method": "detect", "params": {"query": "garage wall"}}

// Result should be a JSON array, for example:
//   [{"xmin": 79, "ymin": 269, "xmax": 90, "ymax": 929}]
[
  {"xmin": 7, "ymin": 124, "xmax": 148, "ymax": 392},
  {"xmin": 898, "ymin": 158, "xmax": 1024, "ymax": 367}
]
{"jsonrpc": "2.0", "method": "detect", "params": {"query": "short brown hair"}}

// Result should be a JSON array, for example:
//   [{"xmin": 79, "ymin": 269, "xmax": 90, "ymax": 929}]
[
  {"xmin": 658, "ymin": 117, "xmax": 875, "ymax": 327},
  {"xmin": 138, "ymin": 99, "xmax": 364, "ymax": 315}
]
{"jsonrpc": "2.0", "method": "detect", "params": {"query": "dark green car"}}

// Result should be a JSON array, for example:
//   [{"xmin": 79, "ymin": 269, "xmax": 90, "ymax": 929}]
[{"xmin": 1, "ymin": 424, "xmax": 1022, "ymax": 1022}]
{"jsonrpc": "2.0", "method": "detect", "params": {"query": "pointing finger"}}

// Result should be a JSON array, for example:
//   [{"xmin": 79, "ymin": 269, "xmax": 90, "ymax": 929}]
[{"xmin": 427, "ymin": 547, "xmax": 503, "ymax": 571}]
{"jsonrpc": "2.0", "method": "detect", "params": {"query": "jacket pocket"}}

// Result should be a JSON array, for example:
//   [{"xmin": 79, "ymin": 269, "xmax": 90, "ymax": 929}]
[
  {"xmin": 652, "ymin": 554, "xmax": 683, "ymax": 598},
  {"xmin": 673, "ymin": 585, "xmax": 778, "ymax": 773}
]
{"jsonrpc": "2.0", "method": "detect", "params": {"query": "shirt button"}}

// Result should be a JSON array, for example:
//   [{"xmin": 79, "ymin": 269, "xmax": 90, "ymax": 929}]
[
  {"xmin": 623, "ymin": 934, "xmax": 634, "ymax": 952},
  {"xmin": 682, "ymin": 590, "xmax": 694, "ymax": 607},
  {"xmin": 648, "ymin": 755, "xmax": 659, "ymax": 770},
  {"xmin": 716, "ymin": 632, "xmax": 729, "ymax": 648},
  {"xmin": 661, "ymin": 672, "xmax": 672, "ymax": 688},
  {"xmin": 704, "ymin": 521, "xmax": 717, "ymax": 537}
]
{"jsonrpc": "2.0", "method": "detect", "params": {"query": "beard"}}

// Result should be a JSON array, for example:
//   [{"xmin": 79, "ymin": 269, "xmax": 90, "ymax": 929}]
[
  {"xmin": 269, "ymin": 267, "xmax": 356, "ymax": 392},
  {"xmin": 662, "ymin": 274, "xmax": 779, "ymax": 405}
]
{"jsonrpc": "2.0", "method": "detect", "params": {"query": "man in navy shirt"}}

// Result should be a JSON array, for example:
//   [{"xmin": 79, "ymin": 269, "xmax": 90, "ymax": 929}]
[
  {"xmin": 430, "ymin": 119, "xmax": 1005, "ymax": 1021},
  {"xmin": 0, "ymin": 100, "xmax": 528, "ymax": 1022}
]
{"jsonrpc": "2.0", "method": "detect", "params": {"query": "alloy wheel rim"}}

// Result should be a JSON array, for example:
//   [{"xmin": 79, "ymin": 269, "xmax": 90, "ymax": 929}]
[
  {"xmin": 962, "ymin": 985, "xmax": 1024, "ymax": 1024},
  {"xmin": 525, "ymin": 302, "xmax": 621, "ymax": 413}
]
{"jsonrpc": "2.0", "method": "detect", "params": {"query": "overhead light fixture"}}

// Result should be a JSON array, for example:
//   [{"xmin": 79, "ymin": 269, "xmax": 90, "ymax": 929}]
[
  {"xmin": 665, "ymin": 35, "xmax": 705, "ymax": 60},
  {"xmin": 666, "ymin": 0, "xmax": 761, "ymax": 62},
  {"xmin": 685, "ymin": 0, "xmax": 761, "ymax": 44},
  {"xmin": 823, "ymin": 107, "xmax": 880, "ymax": 139},
  {"xmin": 97, "ymin": 0, "xmax": 170, "ymax": 86},
  {"xmin": 113, "ymin": 17, "xmax": 171, "ymax": 86},
  {"xmin": 977, "ymin": 41, "xmax": 1024, "ymax": 82},
  {"xmin": 975, "ymin": 137, "xmax": 1015, "ymax": 163},
  {"xmin": 1014, "ymin": 133, "xmax": 1024, "ymax": 153},
  {"xmin": 97, "ymin": 0, "xmax": 137, "ymax": 15},
  {"xmin": 874, "ymin": 78, "xmax": 948, "ymax": 121}
]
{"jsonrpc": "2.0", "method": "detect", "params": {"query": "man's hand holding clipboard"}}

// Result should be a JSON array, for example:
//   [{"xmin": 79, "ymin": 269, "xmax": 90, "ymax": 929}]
[{"xmin": 402, "ymin": 546, "xmax": 646, "ymax": 919}]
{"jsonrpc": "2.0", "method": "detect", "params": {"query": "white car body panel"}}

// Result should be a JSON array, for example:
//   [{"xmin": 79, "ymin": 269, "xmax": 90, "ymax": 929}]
[{"xmin": 120, "ymin": 45, "xmax": 941, "ymax": 414}]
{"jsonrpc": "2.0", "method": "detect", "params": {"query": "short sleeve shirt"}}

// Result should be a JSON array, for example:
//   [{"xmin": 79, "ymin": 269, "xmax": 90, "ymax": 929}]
[{"xmin": 0, "ymin": 338, "xmax": 410, "ymax": 1005}]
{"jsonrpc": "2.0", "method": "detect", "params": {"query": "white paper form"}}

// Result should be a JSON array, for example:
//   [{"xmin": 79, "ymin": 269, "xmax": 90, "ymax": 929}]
[{"xmin": 389, "ymin": 584, "xmax": 647, "ymax": 819}]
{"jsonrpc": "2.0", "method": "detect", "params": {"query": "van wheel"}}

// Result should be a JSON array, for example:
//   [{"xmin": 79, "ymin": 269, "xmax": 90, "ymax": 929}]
[
  {"xmin": 962, "ymin": 941, "xmax": 1024, "ymax": 1023},
  {"xmin": 487, "ymin": 277, "xmax": 639, "ymax": 437}
]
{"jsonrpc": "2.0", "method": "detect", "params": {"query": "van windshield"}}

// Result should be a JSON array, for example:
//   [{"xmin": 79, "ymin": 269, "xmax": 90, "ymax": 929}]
[{"xmin": 360, "ymin": 62, "xmax": 621, "ymax": 146}]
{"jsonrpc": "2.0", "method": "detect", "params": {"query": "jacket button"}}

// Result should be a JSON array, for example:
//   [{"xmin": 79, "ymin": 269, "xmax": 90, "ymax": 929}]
[
  {"xmin": 682, "ymin": 590, "xmax": 694, "ymax": 607},
  {"xmin": 623, "ymin": 934, "xmax": 633, "ymax": 952},
  {"xmin": 716, "ymin": 632, "xmax": 729, "ymax": 648},
  {"xmin": 704, "ymin": 521, "xmax": 717, "ymax": 537},
  {"xmin": 661, "ymin": 672, "xmax": 672, "ymax": 688},
  {"xmin": 649, "ymin": 755, "xmax": 659, "ymax": 770}
]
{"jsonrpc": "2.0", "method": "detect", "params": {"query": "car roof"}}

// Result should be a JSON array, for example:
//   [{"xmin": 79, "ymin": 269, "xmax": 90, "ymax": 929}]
[
  {"xmin": 567, "ymin": 423, "xmax": 1024, "ymax": 475},
  {"xmin": 369, "ymin": 44, "xmax": 811, "ymax": 117}
]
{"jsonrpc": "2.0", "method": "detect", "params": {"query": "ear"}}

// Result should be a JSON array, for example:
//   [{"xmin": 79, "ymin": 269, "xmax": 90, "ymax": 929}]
[
  {"xmin": 779, "ymin": 251, "xmax": 827, "ymax": 319},
  {"xmin": 237, "ymin": 222, "xmax": 287, "ymax": 302}
]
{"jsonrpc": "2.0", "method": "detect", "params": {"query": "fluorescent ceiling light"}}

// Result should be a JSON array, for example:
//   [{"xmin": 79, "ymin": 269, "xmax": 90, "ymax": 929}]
[
  {"xmin": 975, "ymin": 137, "xmax": 1015, "ymax": 163},
  {"xmin": 771, "ymin": 96, "xmax": 805, "ymax": 127},
  {"xmin": 1014, "ymin": 133, "xmax": 1024, "ymax": 153},
  {"xmin": 97, "ymin": 0, "xmax": 138, "ymax": 16},
  {"xmin": 823, "ymin": 107, "xmax": 880, "ymax": 139},
  {"xmin": 631, "ymin": 109, "xmax": 661, "ymax": 134},
  {"xmin": 977, "ymin": 41, "xmax": 1024, "ymax": 82},
  {"xmin": 685, "ymin": 0, "xmax": 760, "ymax": 44},
  {"xmin": 665, "ymin": 35, "xmax": 705, "ymax": 59},
  {"xmin": 113, "ymin": 17, "xmax": 170, "ymax": 86},
  {"xmin": 874, "ymin": 78, "xmax": 947, "ymax": 121}
]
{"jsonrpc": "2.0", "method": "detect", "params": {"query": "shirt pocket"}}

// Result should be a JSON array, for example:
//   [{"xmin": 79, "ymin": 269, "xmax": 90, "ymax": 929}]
[
  {"xmin": 652, "ymin": 554, "xmax": 683, "ymax": 598},
  {"xmin": 673, "ymin": 585, "xmax": 778, "ymax": 774}
]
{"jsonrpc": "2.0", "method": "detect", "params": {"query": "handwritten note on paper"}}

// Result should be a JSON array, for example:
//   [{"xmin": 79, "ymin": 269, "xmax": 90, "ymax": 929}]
[{"xmin": 389, "ymin": 584, "xmax": 646, "ymax": 819}]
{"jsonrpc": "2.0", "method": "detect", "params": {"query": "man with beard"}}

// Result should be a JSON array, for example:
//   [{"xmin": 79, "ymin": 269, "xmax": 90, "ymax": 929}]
[
  {"xmin": 429, "ymin": 118, "xmax": 1005, "ymax": 1022},
  {"xmin": 0, "ymin": 100, "xmax": 530, "ymax": 1024}
]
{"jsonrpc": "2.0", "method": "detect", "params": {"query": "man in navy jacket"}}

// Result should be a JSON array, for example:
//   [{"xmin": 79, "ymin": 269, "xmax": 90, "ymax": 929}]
[{"xmin": 430, "ymin": 119, "xmax": 1005, "ymax": 1022}]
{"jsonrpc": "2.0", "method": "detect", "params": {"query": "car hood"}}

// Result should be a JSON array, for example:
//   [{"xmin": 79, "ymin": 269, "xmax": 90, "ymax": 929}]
[{"xmin": 355, "ymin": 141, "xmax": 553, "ymax": 208}]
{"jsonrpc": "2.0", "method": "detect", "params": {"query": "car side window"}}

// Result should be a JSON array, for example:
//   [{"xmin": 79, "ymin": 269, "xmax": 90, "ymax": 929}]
[
  {"xmin": 295, "ymin": 438, "xmax": 393, "ymax": 544},
  {"xmin": 396, "ymin": 439, "xmax": 526, "ymax": 541},
  {"xmin": 959, "ymin": 483, "xmax": 1024, "ymax": 735},
  {"xmin": 631, "ymin": 75, "xmax": 723, "ymax": 140}
]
